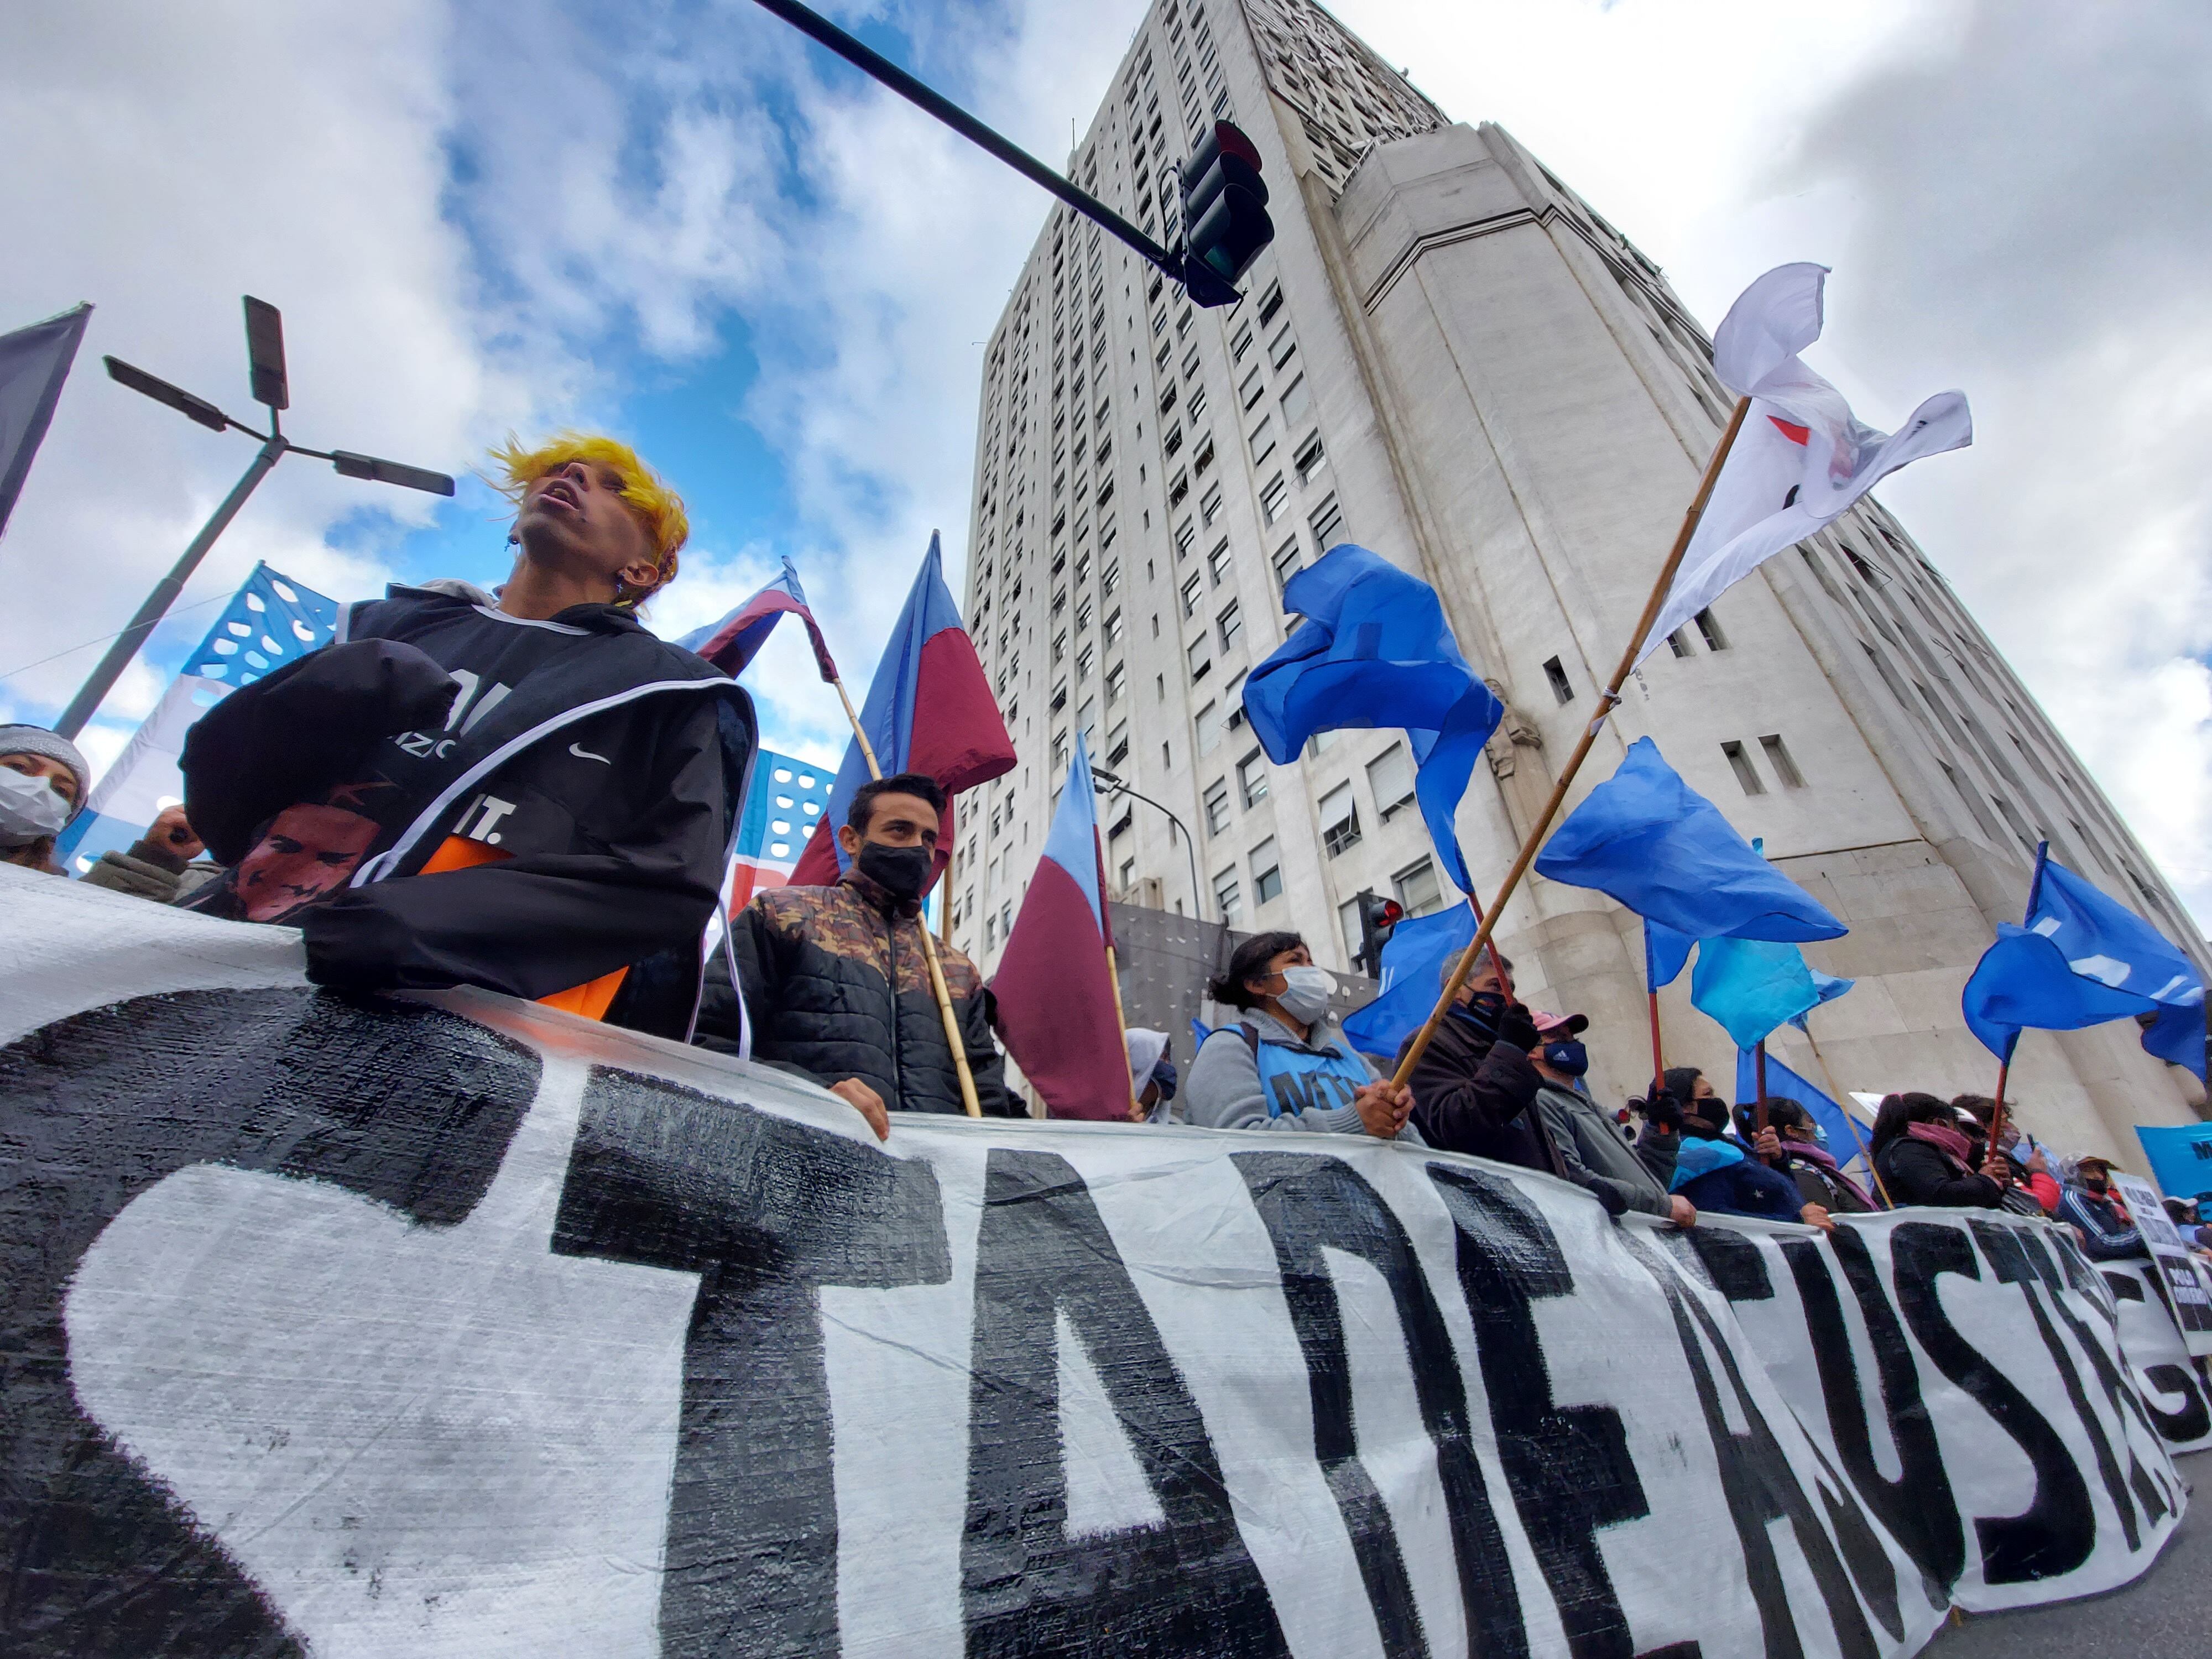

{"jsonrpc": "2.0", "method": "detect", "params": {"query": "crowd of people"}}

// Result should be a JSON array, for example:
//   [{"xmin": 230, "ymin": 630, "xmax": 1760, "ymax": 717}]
[{"xmin": 1, "ymin": 431, "xmax": 2191, "ymax": 1262}]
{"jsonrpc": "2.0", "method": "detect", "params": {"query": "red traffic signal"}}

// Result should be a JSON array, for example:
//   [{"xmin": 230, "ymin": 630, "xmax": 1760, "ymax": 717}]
[
  {"xmin": 1180, "ymin": 120, "xmax": 1274, "ymax": 307},
  {"xmin": 1353, "ymin": 890, "xmax": 1404, "ymax": 975}
]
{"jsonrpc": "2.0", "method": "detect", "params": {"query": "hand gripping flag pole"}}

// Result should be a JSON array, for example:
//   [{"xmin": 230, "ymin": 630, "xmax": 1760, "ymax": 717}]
[
  {"xmin": 1986, "ymin": 841, "xmax": 2051, "ymax": 1157},
  {"xmin": 1390, "ymin": 396, "xmax": 1752, "ymax": 1090},
  {"xmin": 830, "ymin": 683, "xmax": 985, "ymax": 1118}
]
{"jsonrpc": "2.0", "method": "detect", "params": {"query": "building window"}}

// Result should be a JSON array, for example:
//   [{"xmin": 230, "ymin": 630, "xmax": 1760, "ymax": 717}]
[
  {"xmin": 1392, "ymin": 857, "xmax": 1443, "ymax": 917},
  {"xmin": 1241, "ymin": 367, "xmax": 1265, "ymax": 409},
  {"xmin": 1319, "ymin": 781, "xmax": 1361, "ymax": 857},
  {"xmin": 1218, "ymin": 599, "xmax": 1242, "ymax": 649},
  {"xmin": 1257, "ymin": 282, "xmax": 1284, "ymax": 326},
  {"xmin": 1721, "ymin": 740, "xmax": 1765, "ymax": 795},
  {"xmin": 1164, "ymin": 424, "xmax": 1183, "ymax": 458},
  {"xmin": 1077, "ymin": 642, "xmax": 1095, "ymax": 680},
  {"xmin": 1188, "ymin": 634, "xmax": 1212, "ymax": 680},
  {"xmin": 1214, "ymin": 868, "xmax": 1243, "ymax": 925},
  {"xmin": 1366, "ymin": 742, "xmax": 1415, "ymax": 817},
  {"xmin": 1196, "ymin": 698, "xmax": 1222, "ymax": 757},
  {"xmin": 1181, "ymin": 571, "xmax": 1204, "ymax": 616},
  {"xmin": 1758, "ymin": 734, "xmax": 1804, "ymax": 788},
  {"xmin": 1103, "ymin": 608, "xmax": 1123, "ymax": 644},
  {"xmin": 1168, "ymin": 469, "xmax": 1190, "ymax": 508},
  {"xmin": 1259, "ymin": 473, "xmax": 1288, "ymax": 524},
  {"xmin": 1280, "ymin": 374, "xmax": 1311, "ymax": 429},
  {"xmin": 1105, "ymin": 661, "xmax": 1126, "ymax": 704},
  {"xmin": 1694, "ymin": 608, "xmax": 1729, "ymax": 651},
  {"xmin": 1052, "ymin": 629, "xmax": 1068, "ymax": 663},
  {"xmin": 1293, "ymin": 430, "xmax": 1326, "ymax": 487},
  {"xmin": 1310, "ymin": 493, "xmax": 1343, "ymax": 549},
  {"xmin": 1193, "ymin": 435, "xmax": 1215, "ymax": 475},
  {"xmin": 1269, "ymin": 325, "xmax": 1297, "ymax": 369},
  {"xmin": 1543, "ymin": 656, "xmax": 1574, "ymax": 705},
  {"xmin": 1667, "ymin": 629, "xmax": 1694, "ymax": 658},
  {"xmin": 1188, "ymin": 382, "xmax": 1207, "ymax": 420},
  {"xmin": 1232, "ymin": 324, "xmax": 1253, "ymax": 360},
  {"xmin": 1107, "ymin": 721, "xmax": 1130, "ymax": 766},
  {"xmin": 1052, "ymin": 729, "xmax": 1070, "ymax": 768},
  {"xmin": 1201, "ymin": 482, "xmax": 1224, "ymax": 525},
  {"xmin": 1102, "ymin": 559, "xmax": 1121, "ymax": 596},
  {"xmin": 1203, "ymin": 777, "xmax": 1232, "ymax": 833},
  {"xmin": 1238, "ymin": 747, "xmax": 1269, "ymax": 806},
  {"xmin": 1272, "ymin": 536, "xmax": 1303, "ymax": 591},
  {"xmin": 1077, "ymin": 598, "xmax": 1094, "ymax": 633},
  {"xmin": 1252, "ymin": 837, "xmax": 1284, "ymax": 905},
  {"xmin": 1249, "ymin": 415, "xmax": 1275, "ymax": 463}
]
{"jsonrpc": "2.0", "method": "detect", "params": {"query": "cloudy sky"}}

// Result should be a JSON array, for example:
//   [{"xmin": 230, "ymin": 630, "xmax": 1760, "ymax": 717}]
[{"xmin": 3, "ymin": 0, "xmax": 2205, "ymax": 927}]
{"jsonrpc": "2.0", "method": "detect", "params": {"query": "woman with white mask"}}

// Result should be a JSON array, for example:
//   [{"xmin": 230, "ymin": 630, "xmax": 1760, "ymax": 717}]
[
  {"xmin": 1183, "ymin": 930, "xmax": 1419, "ymax": 1140},
  {"xmin": 0, "ymin": 726, "xmax": 90, "ymax": 876}
]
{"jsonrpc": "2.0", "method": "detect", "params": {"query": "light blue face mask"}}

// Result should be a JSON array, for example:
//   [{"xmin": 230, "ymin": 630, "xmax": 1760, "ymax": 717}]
[{"xmin": 1811, "ymin": 1122, "xmax": 1830, "ymax": 1150}]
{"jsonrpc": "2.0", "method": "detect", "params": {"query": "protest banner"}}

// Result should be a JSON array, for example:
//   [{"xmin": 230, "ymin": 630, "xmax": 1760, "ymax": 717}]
[
  {"xmin": 2096, "ymin": 1259, "xmax": 2212, "ymax": 1454},
  {"xmin": 0, "ymin": 867, "xmax": 2195, "ymax": 1657},
  {"xmin": 2110, "ymin": 1171, "xmax": 2212, "ymax": 1359}
]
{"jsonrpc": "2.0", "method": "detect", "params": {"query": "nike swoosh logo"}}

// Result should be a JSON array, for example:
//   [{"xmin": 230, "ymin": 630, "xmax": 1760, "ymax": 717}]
[{"xmin": 568, "ymin": 743, "xmax": 611, "ymax": 764}]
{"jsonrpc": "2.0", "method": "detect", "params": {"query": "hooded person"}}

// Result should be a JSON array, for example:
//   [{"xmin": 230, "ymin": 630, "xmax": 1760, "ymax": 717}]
[
  {"xmin": 1124, "ymin": 1027, "xmax": 1179, "ymax": 1124},
  {"xmin": 1530, "ymin": 1011, "xmax": 1693, "ymax": 1225},
  {"xmin": 1183, "ymin": 931, "xmax": 1418, "ymax": 1139},
  {"xmin": 1392, "ymin": 947, "xmax": 1560, "ymax": 1174},
  {"xmin": 1670, "ymin": 1093, "xmax": 1834, "ymax": 1229},
  {"xmin": 2057, "ymin": 1154, "xmax": 2146, "ymax": 1261},
  {"xmin": 1630, "ymin": 1066, "xmax": 1709, "ymax": 1187},
  {"xmin": 0, "ymin": 726, "xmax": 90, "ymax": 875},
  {"xmin": 1953, "ymin": 1093, "xmax": 2060, "ymax": 1216},
  {"xmin": 1870, "ymin": 1092, "xmax": 2009, "ymax": 1209},
  {"xmin": 178, "ymin": 433, "xmax": 755, "ymax": 1037},
  {"xmin": 695, "ymin": 771, "xmax": 1014, "ymax": 1133},
  {"xmin": 1736, "ymin": 1098, "xmax": 1878, "ymax": 1214}
]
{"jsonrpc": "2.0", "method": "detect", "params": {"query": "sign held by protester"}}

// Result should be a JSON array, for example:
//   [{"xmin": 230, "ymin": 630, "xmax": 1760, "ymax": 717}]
[
  {"xmin": 2111, "ymin": 1170, "xmax": 2212, "ymax": 1359},
  {"xmin": 0, "ymin": 870, "xmax": 2193, "ymax": 1657}
]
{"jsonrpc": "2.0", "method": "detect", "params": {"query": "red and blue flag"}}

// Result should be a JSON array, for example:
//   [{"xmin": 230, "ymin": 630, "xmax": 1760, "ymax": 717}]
[
  {"xmin": 680, "ymin": 556, "xmax": 838, "ymax": 681},
  {"xmin": 991, "ymin": 735, "xmax": 1130, "ymax": 1120},
  {"xmin": 789, "ymin": 533, "xmax": 1014, "ymax": 888}
]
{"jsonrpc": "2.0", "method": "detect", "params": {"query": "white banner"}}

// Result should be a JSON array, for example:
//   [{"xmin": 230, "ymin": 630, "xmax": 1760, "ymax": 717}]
[
  {"xmin": 0, "ymin": 868, "xmax": 2190, "ymax": 1657},
  {"xmin": 2110, "ymin": 1171, "xmax": 2212, "ymax": 1359}
]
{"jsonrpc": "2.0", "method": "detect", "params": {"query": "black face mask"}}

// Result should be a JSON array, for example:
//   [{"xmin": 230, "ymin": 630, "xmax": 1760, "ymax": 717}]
[
  {"xmin": 857, "ymin": 842, "xmax": 932, "ymax": 902},
  {"xmin": 1451, "ymin": 990, "xmax": 1506, "ymax": 1038}
]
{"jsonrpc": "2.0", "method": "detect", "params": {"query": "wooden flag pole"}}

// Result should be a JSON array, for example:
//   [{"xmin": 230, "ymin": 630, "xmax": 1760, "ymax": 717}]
[
  {"xmin": 1799, "ymin": 1022, "xmax": 1892, "ymax": 1207},
  {"xmin": 1105, "ymin": 941, "xmax": 1139, "ymax": 1121},
  {"xmin": 830, "ymin": 674, "xmax": 984, "ymax": 1119},
  {"xmin": 1986, "ymin": 844, "xmax": 2048, "ymax": 1156},
  {"xmin": 1389, "ymin": 397, "xmax": 1752, "ymax": 1090},
  {"xmin": 1754, "ymin": 1040, "xmax": 1772, "ymax": 1159},
  {"xmin": 1646, "ymin": 990, "xmax": 1666, "ymax": 1096}
]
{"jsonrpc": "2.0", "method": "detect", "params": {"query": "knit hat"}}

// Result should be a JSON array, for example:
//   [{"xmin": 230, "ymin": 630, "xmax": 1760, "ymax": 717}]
[{"xmin": 0, "ymin": 726, "xmax": 91, "ymax": 818}]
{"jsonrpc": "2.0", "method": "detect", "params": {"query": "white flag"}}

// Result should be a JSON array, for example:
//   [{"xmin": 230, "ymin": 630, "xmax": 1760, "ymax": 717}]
[{"xmin": 1637, "ymin": 264, "xmax": 1972, "ymax": 666}]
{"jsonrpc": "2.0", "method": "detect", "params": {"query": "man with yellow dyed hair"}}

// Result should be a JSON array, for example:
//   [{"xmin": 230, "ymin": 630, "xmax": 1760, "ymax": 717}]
[{"xmin": 181, "ymin": 434, "xmax": 757, "ymax": 1038}]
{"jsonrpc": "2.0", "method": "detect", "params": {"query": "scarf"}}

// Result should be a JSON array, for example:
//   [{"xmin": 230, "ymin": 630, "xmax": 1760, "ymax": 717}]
[
  {"xmin": 1905, "ymin": 1119, "xmax": 1975, "ymax": 1170},
  {"xmin": 1785, "ymin": 1138, "xmax": 1876, "ymax": 1211},
  {"xmin": 1670, "ymin": 1136, "xmax": 1746, "ymax": 1193}
]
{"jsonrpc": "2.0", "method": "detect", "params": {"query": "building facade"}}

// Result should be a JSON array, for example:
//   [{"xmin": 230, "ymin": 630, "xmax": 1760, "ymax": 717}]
[{"xmin": 951, "ymin": 0, "xmax": 2208, "ymax": 1152}]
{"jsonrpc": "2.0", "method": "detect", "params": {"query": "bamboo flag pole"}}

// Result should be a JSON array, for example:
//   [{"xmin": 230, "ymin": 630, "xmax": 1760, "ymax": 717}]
[
  {"xmin": 1105, "ymin": 941, "xmax": 1139, "ymax": 1121},
  {"xmin": 1754, "ymin": 1040, "xmax": 1773, "ymax": 1160},
  {"xmin": 937, "ymin": 831, "xmax": 956, "ymax": 945},
  {"xmin": 829, "ymin": 674, "xmax": 985, "ymax": 1119},
  {"xmin": 1389, "ymin": 397, "xmax": 1752, "ymax": 1091},
  {"xmin": 1800, "ymin": 1021, "xmax": 1891, "ymax": 1207}
]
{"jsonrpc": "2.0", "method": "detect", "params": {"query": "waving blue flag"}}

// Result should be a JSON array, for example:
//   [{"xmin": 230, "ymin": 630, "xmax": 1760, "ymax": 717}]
[
  {"xmin": 1963, "ymin": 847, "xmax": 2206, "ymax": 1080},
  {"xmin": 1244, "ymin": 545, "xmax": 1502, "ymax": 895},
  {"xmin": 1732, "ymin": 1049, "xmax": 1874, "ymax": 1176},
  {"xmin": 1343, "ymin": 904, "xmax": 1476, "ymax": 1060},
  {"xmin": 1535, "ymin": 738, "xmax": 1844, "ymax": 942},
  {"xmin": 1645, "ymin": 919, "xmax": 1695, "ymax": 990},
  {"xmin": 1692, "ymin": 936, "xmax": 1823, "ymax": 1049}
]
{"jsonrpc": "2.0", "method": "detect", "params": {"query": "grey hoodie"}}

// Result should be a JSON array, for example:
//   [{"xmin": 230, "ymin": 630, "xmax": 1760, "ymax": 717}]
[
  {"xmin": 1183, "ymin": 1008, "xmax": 1425, "ymax": 1141},
  {"xmin": 1537, "ymin": 1081, "xmax": 1674, "ymax": 1218}
]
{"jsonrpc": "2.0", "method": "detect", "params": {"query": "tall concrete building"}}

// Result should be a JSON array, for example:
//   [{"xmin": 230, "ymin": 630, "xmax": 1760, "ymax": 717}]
[{"xmin": 951, "ymin": 0, "xmax": 2207, "ymax": 1151}]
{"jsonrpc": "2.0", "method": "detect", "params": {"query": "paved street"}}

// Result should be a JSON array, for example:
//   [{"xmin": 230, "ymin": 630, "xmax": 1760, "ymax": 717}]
[{"xmin": 1924, "ymin": 1451, "xmax": 2207, "ymax": 1656}]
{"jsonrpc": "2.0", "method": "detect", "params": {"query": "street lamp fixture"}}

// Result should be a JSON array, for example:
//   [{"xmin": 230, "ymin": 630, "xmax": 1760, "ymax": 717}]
[
  {"xmin": 53, "ymin": 295, "xmax": 456, "ymax": 738},
  {"xmin": 1092, "ymin": 765, "xmax": 1206, "ymax": 922}
]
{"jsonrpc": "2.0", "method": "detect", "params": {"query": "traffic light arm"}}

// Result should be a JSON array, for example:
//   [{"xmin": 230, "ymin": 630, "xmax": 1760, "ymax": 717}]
[{"xmin": 746, "ymin": 0, "xmax": 1187, "ymax": 287}]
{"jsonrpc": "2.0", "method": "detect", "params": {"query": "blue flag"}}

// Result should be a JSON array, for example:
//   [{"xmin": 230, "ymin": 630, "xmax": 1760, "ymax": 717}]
[
  {"xmin": 0, "ymin": 302, "xmax": 90, "ymax": 540},
  {"xmin": 1645, "ymin": 919, "xmax": 1694, "ymax": 990},
  {"xmin": 1244, "ymin": 545, "xmax": 1502, "ymax": 895},
  {"xmin": 1343, "ymin": 903, "xmax": 1476, "ymax": 1060},
  {"xmin": 1732, "ymin": 1048, "xmax": 1874, "ymax": 1176},
  {"xmin": 2134, "ymin": 1124, "xmax": 2212, "ymax": 1206},
  {"xmin": 1535, "ymin": 738, "xmax": 1844, "ymax": 942},
  {"xmin": 1962, "ymin": 848, "xmax": 2206, "ymax": 1080},
  {"xmin": 1692, "ymin": 936, "xmax": 1822, "ymax": 1050}
]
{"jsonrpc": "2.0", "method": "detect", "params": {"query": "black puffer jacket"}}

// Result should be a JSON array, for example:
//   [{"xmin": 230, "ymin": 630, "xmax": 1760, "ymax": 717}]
[{"xmin": 699, "ymin": 867, "xmax": 1014, "ymax": 1116}]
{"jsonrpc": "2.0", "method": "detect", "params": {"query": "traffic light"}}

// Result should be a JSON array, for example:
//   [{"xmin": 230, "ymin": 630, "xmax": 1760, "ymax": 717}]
[
  {"xmin": 1180, "ymin": 120, "xmax": 1273, "ymax": 308},
  {"xmin": 1353, "ymin": 890, "xmax": 1404, "ymax": 975}
]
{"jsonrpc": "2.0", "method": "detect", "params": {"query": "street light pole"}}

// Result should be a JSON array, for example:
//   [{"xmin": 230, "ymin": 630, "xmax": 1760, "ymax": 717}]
[
  {"xmin": 54, "ymin": 436, "xmax": 282, "ymax": 739},
  {"xmin": 1093, "ymin": 766, "xmax": 1205, "ymax": 921},
  {"xmin": 53, "ymin": 296, "xmax": 453, "ymax": 738}
]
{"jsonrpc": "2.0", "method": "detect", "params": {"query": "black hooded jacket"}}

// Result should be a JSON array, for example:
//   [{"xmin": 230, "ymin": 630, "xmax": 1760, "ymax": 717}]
[
  {"xmin": 1394, "ymin": 1003, "xmax": 1562, "ymax": 1176},
  {"xmin": 696, "ymin": 866, "xmax": 1014, "ymax": 1116},
  {"xmin": 182, "ymin": 582, "xmax": 754, "ymax": 1035}
]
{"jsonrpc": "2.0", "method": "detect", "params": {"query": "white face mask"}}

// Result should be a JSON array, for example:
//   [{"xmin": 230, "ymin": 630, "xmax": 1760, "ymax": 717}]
[
  {"xmin": 0, "ymin": 764, "xmax": 69, "ymax": 847},
  {"xmin": 1273, "ymin": 964, "xmax": 1335, "ymax": 1025}
]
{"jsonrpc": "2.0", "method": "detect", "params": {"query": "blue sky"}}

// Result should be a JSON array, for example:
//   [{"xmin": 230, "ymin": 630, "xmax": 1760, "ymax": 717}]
[{"xmin": 4, "ymin": 0, "xmax": 2210, "ymax": 926}]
